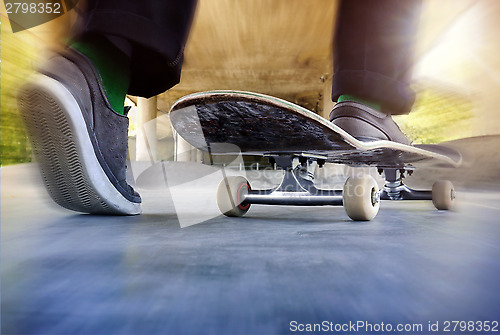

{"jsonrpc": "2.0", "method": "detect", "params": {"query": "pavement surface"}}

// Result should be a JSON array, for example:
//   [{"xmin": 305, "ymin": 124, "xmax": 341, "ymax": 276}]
[{"xmin": 2, "ymin": 163, "xmax": 500, "ymax": 335}]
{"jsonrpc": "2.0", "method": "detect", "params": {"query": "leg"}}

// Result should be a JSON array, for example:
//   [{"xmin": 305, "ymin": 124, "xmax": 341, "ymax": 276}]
[
  {"xmin": 330, "ymin": 0, "xmax": 422, "ymax": 144},
  {"xmin": 18, "ymin": 0, "xmax": 198, "ymax": 214},
  {"xmin": 73, "ymin": 0, "xmax": 198, "ymax": 98}
]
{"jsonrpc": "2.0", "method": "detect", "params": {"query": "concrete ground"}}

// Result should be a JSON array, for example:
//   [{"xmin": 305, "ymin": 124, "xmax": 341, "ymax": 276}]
[{"xmin": 2, "ymin": 162, "xmax": 500, "ymax": 335}]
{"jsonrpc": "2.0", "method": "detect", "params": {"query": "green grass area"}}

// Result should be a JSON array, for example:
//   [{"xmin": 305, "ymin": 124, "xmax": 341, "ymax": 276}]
[
  {"xmin": 1, "ymin": 14, "xmax": 38, "ymax": 166},
  {"xmin": 394, "ymin": 82, "xmax": 474, "ymax": 144}
]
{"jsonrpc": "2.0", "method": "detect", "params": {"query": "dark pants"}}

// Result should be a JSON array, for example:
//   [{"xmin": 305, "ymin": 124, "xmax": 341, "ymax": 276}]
[
  {"xmin": 76, "ymin": 0, "xmax": 421, "ymax": 114},
  {"xmin": 332, "ymin": 0, "xmax": 422, "ymax": 114}
]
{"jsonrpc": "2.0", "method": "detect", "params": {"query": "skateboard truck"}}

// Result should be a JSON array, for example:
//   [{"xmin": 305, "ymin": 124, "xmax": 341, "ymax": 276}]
[
  {"xmin": 216, "ymin": 162, "xmax": 454, "ymax": 221},
  {"xmin": 243, "ymin": 155, "xmax": 343, "ymax": 206},
  {"xmin": 380, "ymin": 168, "xmax": 432, "ymax": 201},
  {"xmin": 217, "ymin": 155, "xmax": 381, "ymax": 221},
  {"xmin": 380, "ymin": 168, "xmax": 456, "ymax": 209}
]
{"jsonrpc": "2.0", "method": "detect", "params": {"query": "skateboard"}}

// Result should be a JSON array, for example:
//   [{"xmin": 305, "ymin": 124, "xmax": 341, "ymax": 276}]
[{"xmin": 169, "ymin": 90, "xmax": 462, "ymax": 221}]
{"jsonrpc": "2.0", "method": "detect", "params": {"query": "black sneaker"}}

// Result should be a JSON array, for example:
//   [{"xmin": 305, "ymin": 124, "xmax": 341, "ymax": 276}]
[
  {"xmin": 18, "ymin": 49, "xmax": 141, "ymax": 215},
  {"xmin": 329, "ymin": 101, "xmax": 411, "ymax": 145}
]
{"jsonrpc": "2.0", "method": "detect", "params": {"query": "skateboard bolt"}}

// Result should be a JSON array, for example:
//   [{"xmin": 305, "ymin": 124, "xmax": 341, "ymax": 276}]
[{"xmin": 371, "ymin": 189, "xmax": 380, "ymax": 205}]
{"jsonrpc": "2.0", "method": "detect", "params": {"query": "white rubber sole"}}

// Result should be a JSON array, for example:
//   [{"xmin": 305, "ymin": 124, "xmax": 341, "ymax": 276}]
[{"xmin": 18, "ymin": 73, "xmax": 141, "ymax": 215}]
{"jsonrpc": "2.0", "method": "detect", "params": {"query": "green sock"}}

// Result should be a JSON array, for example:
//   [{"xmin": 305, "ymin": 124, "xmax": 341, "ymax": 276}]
[
  {"xmin": 337, "ymin": 94, "xmax": 382, "ymax": 113},
  {"xmin": 71, "ymin": 36, "xmax": 131, "ymax": 115}
]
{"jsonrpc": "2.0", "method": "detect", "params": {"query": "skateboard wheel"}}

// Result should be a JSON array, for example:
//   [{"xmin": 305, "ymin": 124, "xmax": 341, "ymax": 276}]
[
  {"xmin": 217, "ymin": 176, "xmax": 251, "ymax": 217},
  {"xmin": 432, "ymin": 180, "xmax": 455, "ymax": 210},
  {"xmin": 343, "ymin": 175, "xmax": 380, "ymax": 221}
]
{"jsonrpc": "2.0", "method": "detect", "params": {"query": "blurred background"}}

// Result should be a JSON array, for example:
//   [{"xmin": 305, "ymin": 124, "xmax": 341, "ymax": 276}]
[
  {"xmin": 1, "ymin": 0, "xmax": 500, "ymax": 165},
  {"xmin": 3, "ymin": 4, "xmax": 500, "ymax": 333}
]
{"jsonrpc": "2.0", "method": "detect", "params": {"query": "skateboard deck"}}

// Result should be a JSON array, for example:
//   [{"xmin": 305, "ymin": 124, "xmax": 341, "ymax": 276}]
[
  {"xmin": 169, "ymin": 91, "xmax": 461, "ymax": 220},
  {"xmin": 169, "ymin": 90, "xmax": 462, "ymax": 169}
]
